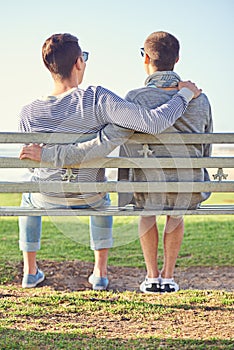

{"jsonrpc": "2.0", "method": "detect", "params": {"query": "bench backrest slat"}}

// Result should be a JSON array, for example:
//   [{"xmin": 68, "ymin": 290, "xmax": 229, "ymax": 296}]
[
  {"xmin": 0, "ymin": 181, "xmax": 233, "ymax": 193},
  {"xmin": 1, "ymin": 156, "xmax": 234, "ymax": 169},
  {"xmin": 0, "ymin": 132, "xmax": 234, "ymax": 144}
]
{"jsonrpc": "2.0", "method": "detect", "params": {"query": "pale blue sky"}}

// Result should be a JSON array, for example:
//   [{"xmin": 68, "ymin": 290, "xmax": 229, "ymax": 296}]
[{"xmin": 1, "ymin": 0, "xmax": 233, "ymax": 131}]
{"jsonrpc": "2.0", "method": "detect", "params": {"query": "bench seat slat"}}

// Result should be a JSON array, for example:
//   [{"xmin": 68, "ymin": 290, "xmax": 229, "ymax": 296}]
[{"xmin": 0, "ymin": 205, "xmax": 233, "ymax": 216}]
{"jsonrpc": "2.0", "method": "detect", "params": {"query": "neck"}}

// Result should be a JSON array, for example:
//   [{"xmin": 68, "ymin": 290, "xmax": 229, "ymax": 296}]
[
  {"xmin": 148, "ymin": 66, "xmax": 158, "ymax": 75},
  {"xmin": 51, "ymin": 76, "xmax": 79, "ymax": 96}
]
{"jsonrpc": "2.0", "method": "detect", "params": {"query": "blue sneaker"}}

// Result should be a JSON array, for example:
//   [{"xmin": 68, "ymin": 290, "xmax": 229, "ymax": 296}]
[
  {"xmin": 22, "ymin": 269, "xmax": 45, "ymax": 288},
  {"xmin": 88, "ymin": 273, "xmax": 109, "ymax": 290}
]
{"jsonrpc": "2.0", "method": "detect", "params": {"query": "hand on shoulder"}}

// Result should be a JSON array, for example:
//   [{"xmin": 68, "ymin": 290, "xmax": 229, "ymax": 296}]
[{"xmin": 179, "ymin": 81, "xmax": 202, "ymax": 99}]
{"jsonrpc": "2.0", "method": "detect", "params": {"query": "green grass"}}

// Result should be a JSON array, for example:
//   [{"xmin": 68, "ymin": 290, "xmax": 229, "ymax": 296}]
[
  {"xmin": 0, "ymin": 193, "xmax": 233, "ymax": 348},
  {"xmin": 0, "ymin": 193, "xmax": 233, "ymax": 269},
  {"xmin": 0, "ymin": 287, "xmax": 233, "ymax": 349}
]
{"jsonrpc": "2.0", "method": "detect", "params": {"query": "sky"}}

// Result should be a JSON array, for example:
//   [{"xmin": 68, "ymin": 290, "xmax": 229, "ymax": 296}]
[{"xmin": 0, "ymin": 0, "xmax": 233, "ymax": 132}]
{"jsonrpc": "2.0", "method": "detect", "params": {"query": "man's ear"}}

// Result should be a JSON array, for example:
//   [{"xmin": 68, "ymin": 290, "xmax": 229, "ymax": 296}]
[
  {"xmin": 75, "ymin": 57, "xmax": 82, "ymax": 71},
  {"xmin": 175, "ymin": 56, "xmax": 179, "ymax": 64},
  {"xmin": 144, "ymin": 53, "xmax": 150, "ymax": 65}
]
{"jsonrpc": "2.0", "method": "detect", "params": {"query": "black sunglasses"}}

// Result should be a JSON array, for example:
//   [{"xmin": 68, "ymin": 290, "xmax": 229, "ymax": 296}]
[
  {"xmin": 82, "ymin": 51, "xmax": 89, "ymax": 62},
  {"xmin": 140, "ymin": 47, "xmax": 145, "ymax": 57}
]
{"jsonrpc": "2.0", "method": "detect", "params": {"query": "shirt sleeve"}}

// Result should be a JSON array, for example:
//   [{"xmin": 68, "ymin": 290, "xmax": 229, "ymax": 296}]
[
  {"xmin": 41, "ymin": 124, "xmax": 133, "ymax": 167},
  {"xmin": 41, "ymin": 87, "xmax": 194, "ymax": 166},
  {"xmin": 96, "ymin": 87, "xmax": 194, "ymax": 135},
  {"xmin": 18, "ymin": 106, "xmax": 32, "ymax": 133}
]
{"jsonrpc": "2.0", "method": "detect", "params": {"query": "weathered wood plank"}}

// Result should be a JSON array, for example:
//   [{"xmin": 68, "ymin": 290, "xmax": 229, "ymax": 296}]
[
  {"xmin": 0, "ymin": 205, "xmax": 233, "ymax": 216},
  {"xmin": 0, "ymin": 132, "xmax": 95, "ymax": 144},
  {"xmin": 0, "ymin": 181, "xmax": 233, "ymax": 193},
  {"xmin": 0, "ymin": 132, "xmax": 234, "ymax": 144},
  {"xmin": 0, "ymin": 157, "xmax": 234, "ymax": 169},
  {"xmin": 128, "ymin": 133, "xmax": 234, "ymax": 144},
  {"xmin": 0, "ymin": 132, "xmax": 233, "ymax": 216}
]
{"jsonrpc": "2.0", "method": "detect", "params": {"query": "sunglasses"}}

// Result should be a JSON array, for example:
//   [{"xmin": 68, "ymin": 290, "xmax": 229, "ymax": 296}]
[
  {"xmin": 140, "ymin": 47, "xmax": 145, "ymax": 57},
  {"xmin": 82, "ymin": 51, "xmax": 89, "ymax": 62}
]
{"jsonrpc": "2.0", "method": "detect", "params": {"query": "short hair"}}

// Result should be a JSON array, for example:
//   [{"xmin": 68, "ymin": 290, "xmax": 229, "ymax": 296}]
[
  {"xmin": 144, "ymin": 31, "xmax": 180, "ymax": 71},
  {"xmin": 42, "ymin": 33, "xmax": 82, "ymax": 79}
]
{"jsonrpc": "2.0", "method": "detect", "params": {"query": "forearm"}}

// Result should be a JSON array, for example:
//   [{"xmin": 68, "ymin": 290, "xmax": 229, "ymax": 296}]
[{"xmin": 42, "ymin": 125, "xmax": 133, "ymax": 167}]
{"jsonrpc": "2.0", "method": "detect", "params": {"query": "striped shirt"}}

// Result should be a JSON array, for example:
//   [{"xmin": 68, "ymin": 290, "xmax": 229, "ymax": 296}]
[{"xmin": 18, "ymin": 85, "xmax": 192, "ymax": 203}]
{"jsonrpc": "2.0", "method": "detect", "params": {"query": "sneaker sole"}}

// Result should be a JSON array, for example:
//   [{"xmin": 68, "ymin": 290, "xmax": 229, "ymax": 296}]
[
  {"xmin": 92, "ymin": 285, "xmax": 108, "ymax": 291},
  {"xmin": 140, "ymin": 289, "xmax": 161, "ymax": 294},
  {"xmin": 88, "ymin": 274, "xmax": 108, "ymax": 290}
]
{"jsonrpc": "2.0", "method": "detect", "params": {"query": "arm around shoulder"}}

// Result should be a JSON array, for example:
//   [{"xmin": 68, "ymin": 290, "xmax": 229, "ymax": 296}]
[{"xmin": 41, "ymin": 124, "xmax": 134, "ymax": 167}]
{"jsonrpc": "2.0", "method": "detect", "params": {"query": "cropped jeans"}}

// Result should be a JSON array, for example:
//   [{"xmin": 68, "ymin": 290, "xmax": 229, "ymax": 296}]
[{"xmin": 19, "ymin": 193, "xmax": 113, "ymax": 252}]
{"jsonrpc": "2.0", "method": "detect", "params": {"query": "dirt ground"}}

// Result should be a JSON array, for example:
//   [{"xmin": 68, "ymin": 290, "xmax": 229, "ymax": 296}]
[
  {"xmin": 4, "ymin": 262, "xmax": 233, "ymax": 342},
  {"xmin": 12, "ymin": 260, "xmax": 234, "ymax": 292}
]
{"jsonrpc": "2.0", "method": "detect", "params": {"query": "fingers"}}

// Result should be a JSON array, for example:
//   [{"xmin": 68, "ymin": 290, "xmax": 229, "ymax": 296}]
[
  {"xmin": 19, "ymin": 144, "xmax": 43, "ymax": 161},
  {"xmin": 178, "ymin": 80, "xmax": 202, "ymax": 99},
  {"xmin": 179, "ymin": 80, "xmax": 199, "ymax": 90}
]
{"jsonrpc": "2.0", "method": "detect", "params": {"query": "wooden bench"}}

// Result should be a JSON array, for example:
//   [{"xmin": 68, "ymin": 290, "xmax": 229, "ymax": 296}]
[{"xmin": 0, "ymin": 132, "xmax": 233, "ymax": 217}]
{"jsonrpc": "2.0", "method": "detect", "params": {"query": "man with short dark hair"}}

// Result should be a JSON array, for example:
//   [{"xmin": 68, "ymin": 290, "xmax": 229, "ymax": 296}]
[
  {"xmin": 119, "ymin": 31, "xmax": 213, "ymax": 293},
  {"xmin": 19, "ymin": 32, "xmax": 201, "ymax": 290}
]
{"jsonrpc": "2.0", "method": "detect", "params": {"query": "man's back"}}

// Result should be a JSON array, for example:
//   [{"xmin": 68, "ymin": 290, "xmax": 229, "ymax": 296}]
[
  {"xmin": 19, "ymin": 87, "xmax": 107, "ymax": 201},
  {"xmin": 126, "ymin": 84, "xmax": 211, "ymax": 136},
  {"xmin": 120, "ymin": 72, "xmax": 213, "ymax": 210}
]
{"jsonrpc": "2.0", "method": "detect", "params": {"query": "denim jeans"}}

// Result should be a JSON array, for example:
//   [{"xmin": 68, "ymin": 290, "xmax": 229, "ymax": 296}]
[{"xmin": 19, "ymin": 193, "xmax": 113, "ymax": 252}]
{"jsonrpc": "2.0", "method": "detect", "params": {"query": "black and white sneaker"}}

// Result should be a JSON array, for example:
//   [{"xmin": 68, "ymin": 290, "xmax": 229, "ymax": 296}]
[
  {"xmin": 140, "ymin": 277, "xmax": 161, "ymax": 293},
  {"xmin": 160, "ymin": 278, "xmax": 179, "ymax": 293}
]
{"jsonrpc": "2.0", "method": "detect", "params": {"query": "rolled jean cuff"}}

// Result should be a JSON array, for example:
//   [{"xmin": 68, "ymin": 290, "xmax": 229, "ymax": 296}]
[
  {"xmin": 19, "ymin": 240, "xmax": 41, "ymax": 252},
  {"xmin": 90, "ymin": 237, "xmax": 113, "ymax": 250}
]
